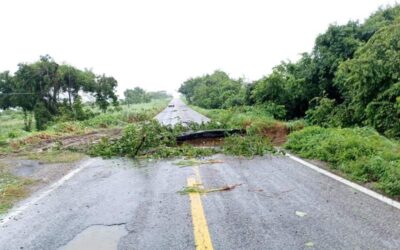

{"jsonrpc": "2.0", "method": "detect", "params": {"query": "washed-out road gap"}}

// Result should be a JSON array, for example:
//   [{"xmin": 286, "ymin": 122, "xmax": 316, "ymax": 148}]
[{"xmin": 0, "ymin": 99, "xmax": 400, "ymax": 249}]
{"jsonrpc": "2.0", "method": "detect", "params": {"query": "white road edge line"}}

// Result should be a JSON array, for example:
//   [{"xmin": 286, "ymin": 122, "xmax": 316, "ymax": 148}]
[
  {"xmin": 0, "ymin": 158, "xmax": 95, "ymax": 226},
  {"xmin": 286, "ymin": 153, "xmax": 400, "ymax": 210}
]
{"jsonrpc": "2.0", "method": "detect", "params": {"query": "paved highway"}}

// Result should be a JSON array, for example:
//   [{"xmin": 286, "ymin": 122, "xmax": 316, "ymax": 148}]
[
  {"xmin": 1, "ymin": 99, "xmax": 400, "ymax": 249},
  {"xmin": 155, "ymin": 99, "xmax": 210, "ymax": 126}
]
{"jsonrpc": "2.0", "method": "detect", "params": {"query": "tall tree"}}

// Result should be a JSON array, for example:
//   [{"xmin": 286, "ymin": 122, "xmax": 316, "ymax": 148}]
[
  {"xmin": 124, "ymin": 87, "xmax": 150, "ymax": 105},
  {"xmin": 335, "ymin": 23, "xmax": 400, "ymax": 136},
  {"xmin": 94, "ymin": 74, "xmax": 118, "ymax": 112},
  {"xmin": 0, "ymin": 56, "xmax": 118, "ymax": 130}
]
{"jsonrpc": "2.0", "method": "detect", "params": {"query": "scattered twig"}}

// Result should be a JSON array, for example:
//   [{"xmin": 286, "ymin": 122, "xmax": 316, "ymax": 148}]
[
  {"xmin": 178, "ymin": 183, "xmax": 242, "ymax": 195},
  {"xmin": 132, "ymin": 134, "xmax": 146, "ymax": 158},
  {"xmin": 175, "ymin": 158, "xmax": 224, "ymax": 167},
  {"xmin": 206, "ymin": 183, "xmax": 242, "ymax": 193}
]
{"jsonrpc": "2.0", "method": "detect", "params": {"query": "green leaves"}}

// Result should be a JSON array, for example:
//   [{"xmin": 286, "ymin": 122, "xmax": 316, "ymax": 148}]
[
  {"xmin": 123, "ymin": 87, "xmax": 151, "ymax": 105},
  {"xmin": 223, "ymin": 135, "xmax": 275, "ymax": 157},
  {"xmin": 335, "ymin": 24, "xmax": 400, "ymax": 137},
  {"xmin": 0, "ymin": 56, "xmax": 119, "ymax": 130},
  {"xmin": 94, "ymin": 74, "xmax": 118, "ymax": 113},
  {"xmin": 179, "ymin": 70, "xmax": 245, "ymax": 109},
  {"xmin": 88, "ymin": 120, "xmax": 216, "ymax": 159}
]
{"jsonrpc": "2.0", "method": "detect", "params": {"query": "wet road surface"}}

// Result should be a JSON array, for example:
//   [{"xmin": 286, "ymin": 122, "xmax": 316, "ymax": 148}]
[
  {"xmin": 155, "ymin": 99, "xmax": 210, "ymax": 126},
  {"xmin": 1, "ymin": 100, "xmax": 400, "ymax": 249}
]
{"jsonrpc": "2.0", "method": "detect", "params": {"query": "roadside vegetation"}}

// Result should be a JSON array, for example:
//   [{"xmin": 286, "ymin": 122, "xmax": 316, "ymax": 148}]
[
  {"xmin": 0, "ymin": 56, "xmax": 175, "ymax": 214},
  {"xmin": 0, "ymin": 100, "xmax": 171, "ymax": 214},
  {"xmin": 26, "ymin": 151, "xmax": 86, "ymax": 164},
  {"xmin": 179, "ymin": 5, "xmax": 400, "ymax": 198},
  {"xmin": 222, "ymin": 135, "xmax": 275, "ymax": 157},
  {"xmin": 0, "ymin": 100, "xmax": 169, "ymax": 154},
  {"xmin": 0, "ymin": 162, "xmax": 33, "ymax": 214},
  {"xmin": 285, "ymin": 127, "xmax": 400, "ymax": 197}
]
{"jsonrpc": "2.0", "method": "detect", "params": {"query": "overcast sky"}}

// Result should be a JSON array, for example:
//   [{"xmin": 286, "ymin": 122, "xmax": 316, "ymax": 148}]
[{"xmin": 0, "ymin": 0, "xmax": 398, "ymax": 97}]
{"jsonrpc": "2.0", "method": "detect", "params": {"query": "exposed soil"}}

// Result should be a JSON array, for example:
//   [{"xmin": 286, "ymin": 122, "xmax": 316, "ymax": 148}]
[
  {"xmin": 9, "ymin": 128, "xmax": 123, "ymax": 154},
  {"xmin": 177, "ymin": 125, "xmax": 289, "ymax": 147},
  {"xmin": 51, "ymin": 128, "xmax": 122, "ymax": 151},
  {"xmin": 261, "ymin": 123, "xmax": 289, "ymax": 146}
]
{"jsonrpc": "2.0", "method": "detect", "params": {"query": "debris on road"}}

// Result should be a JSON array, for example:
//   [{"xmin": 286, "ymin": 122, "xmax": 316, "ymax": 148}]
[
  {"xmin": 209, "ymin": 184, "xmax": 242, "ymax": 192},
  {"xmin": 295, "ymin": 211, "xmax": 307, "ymax": 217},
  {"xmin": 305, "ymin": 241, "xmax": 315, "ymax": 248},
  {"xmin": 178, "ymin": 183, "xmax": 242, "ymax": 195}
]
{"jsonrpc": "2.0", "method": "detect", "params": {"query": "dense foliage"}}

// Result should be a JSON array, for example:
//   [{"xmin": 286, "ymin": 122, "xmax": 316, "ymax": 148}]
[
  {"xmin": 335, "ymin": 23, "xmax": 400, "ymax": 137},
  {"xmin": 179, "ymin": 5, "xmax": 400, "ymax": 138},
  {"xmin": 0, "ymin": 55, "xmax": 118, "ymax": 130},
  {"xmin": 179, "ymin": 70, "xmax": 246, "ymax": 109}
]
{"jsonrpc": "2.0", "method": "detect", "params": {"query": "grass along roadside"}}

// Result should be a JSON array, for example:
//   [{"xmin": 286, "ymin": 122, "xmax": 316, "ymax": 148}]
[
  {"xmin": 0, "ymin": 162, "xmax": 34, "ymax": 214},
  {"xmin": 25, "ymin": 151, "xmax": 86, "ymax": 164},
  {"xmin": 0, "ymin": 99, "xmax": 169, "ymax": 155},
  {"xmin": 284, "ymin": 126, "xmax": 400, "ymax": 198},
  {"xmin": 223, "ymin": 135, "xmax": 276, "ymax": 157},
  {"xmin": 0, "ymin": 150, "xmax": 89, "ymax": 214}
]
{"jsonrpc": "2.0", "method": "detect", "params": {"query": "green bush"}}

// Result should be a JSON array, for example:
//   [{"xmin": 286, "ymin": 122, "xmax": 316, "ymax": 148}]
[
  {"xmin": 285, "ymin": 126, "xmax": 400, "ymax": 196},
  {"xmin": 7, "ymin": 130, "xmax": 22, "ymax": 139},
  {"xmin": 260, "ymin": 102, "xmax": 287, "ymax": 120},
  {"xmin": 223, "ymin": 135, "xmax": 275, "ymax": 157},
  {"xmin": 365, "ymin": 83, "xmax": 400, "ymax": 138},
  {"xmin": 149, "ymin": 145, "xmax": 217, "ymax": 159},
  {"xmin": 305, "ymin": 98, "xmax": 336, "ymax": 127}
]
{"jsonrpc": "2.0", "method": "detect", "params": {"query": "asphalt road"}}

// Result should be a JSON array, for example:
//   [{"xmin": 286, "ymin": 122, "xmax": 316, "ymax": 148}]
[
  {"xmin": 155, "ymin": 99, "xmax": 210, "ymax": 126},
  {"xmin": 1, "ymin": 99, "xmax": 400, "ymax": 250}
]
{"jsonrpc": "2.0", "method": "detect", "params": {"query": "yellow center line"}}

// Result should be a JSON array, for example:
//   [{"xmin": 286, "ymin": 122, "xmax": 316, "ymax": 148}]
[{"xmin": 187, "ymin": 166, "xmax": 214, "ymax": 250}]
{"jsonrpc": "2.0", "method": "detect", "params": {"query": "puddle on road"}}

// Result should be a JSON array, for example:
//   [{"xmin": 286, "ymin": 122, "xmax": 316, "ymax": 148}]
[{"xmin": 59, "ymin": 224, "xmax": 128, "ymax": 250}]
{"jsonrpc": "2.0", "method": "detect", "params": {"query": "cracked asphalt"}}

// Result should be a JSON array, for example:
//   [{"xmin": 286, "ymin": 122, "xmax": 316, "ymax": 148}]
[{"xmin": 1, "ymin": 99, "xmax": 400, "ymax": 249}]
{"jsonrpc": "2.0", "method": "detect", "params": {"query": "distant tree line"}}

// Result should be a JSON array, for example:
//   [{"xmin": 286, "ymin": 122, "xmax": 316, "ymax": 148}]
[
  {"xmin": 179, "ymin": 5, "xmax": 400, "ymax": 138},
  {"xmin": 123, "ymin": 87, "xmax": 171, "ymax": 105},
  {"xmin": 179, "ymin": 70, "xmax": 246, "ymax": 109},
  {"xmin": 0, "ymin": 55, "xmax": 118, "ymax": 130}
]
